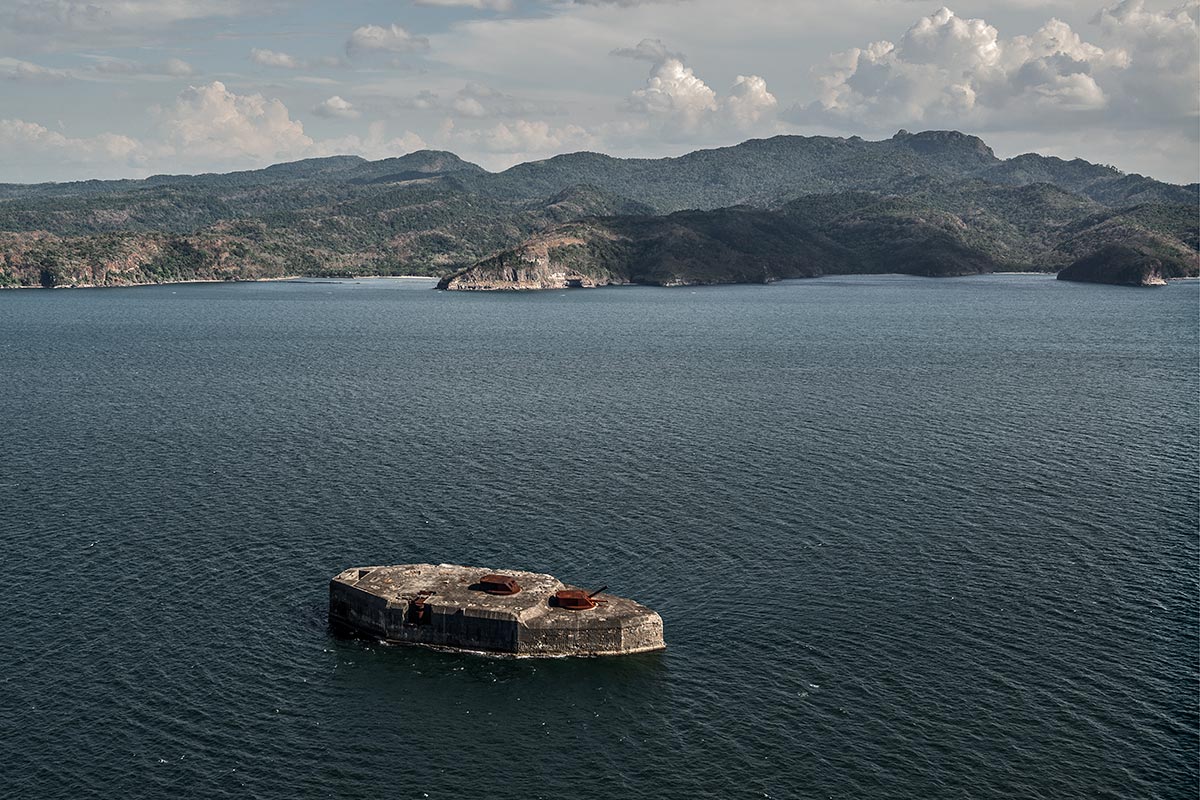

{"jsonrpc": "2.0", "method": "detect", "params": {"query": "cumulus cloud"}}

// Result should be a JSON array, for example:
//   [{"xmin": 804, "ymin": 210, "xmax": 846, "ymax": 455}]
[
  {"xmin": 157, "ymin": 82, "xmax": 431, "ymax": 166},
  {"xmin": 250, "ymin": 48, "xmax": 302, "ymax": 68},
  {"xmin": 0, "ymin": 74, "xmax": 443, "ymax": 181},
  {"xmin": 1093, "ymin": 0, "xmax": 1199, "ymax": 121},
  {"xmin": 313, "ymin": 95, "xmax": 360, "ymax": 119},
  {"xmin": 0, "ymin": 118, "xmax": 144, "ymax": 180},
  {"xmin": 791, "ymin": 4, "xmax": 1197, "ymax": 132},
  {"xmin": 614, "ymin": 39, "xmax": 777, "ymax": 140},
  {"xmin": 0, "ymin": 118, "xmax": 140, "ymax": 158},
  {"xmin": 625, "ymin": 57, "xmax": 718, "ymax": 128},
  {"xmin": 156, "ymin": 80, "xmax": 314, "ymax": 163},
  {"xmin": 0, "ymin": 80, "xmax": 433, "ymax": 180},
  {"xmin": 724, "ymin": 74, "xmax": 778, "ymax": 127},
  {"xmin": 346, "ymin": 23, "xmax": 430, "ymax": 56}
]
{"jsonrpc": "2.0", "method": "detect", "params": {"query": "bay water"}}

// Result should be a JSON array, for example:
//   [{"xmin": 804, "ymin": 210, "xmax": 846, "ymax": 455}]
[{"xmin": 1, "ymin": 275, "xmax": 1196, "ymax": 799}]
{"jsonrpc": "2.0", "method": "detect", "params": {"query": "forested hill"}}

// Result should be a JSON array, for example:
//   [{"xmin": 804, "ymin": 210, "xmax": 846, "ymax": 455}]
[
  {"xmin": 438, "ymin": 190, "xmax": 1198, "ymax": 290},
  {"xmin": 0, "ymin": 130, "xmax": 1196, "ymax": 288}
]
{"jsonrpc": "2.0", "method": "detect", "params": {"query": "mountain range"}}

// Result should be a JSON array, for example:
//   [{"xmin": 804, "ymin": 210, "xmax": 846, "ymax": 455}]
[{"xmin": 0, "ymin": 129, "xmax": 1195, "ymax": 290}]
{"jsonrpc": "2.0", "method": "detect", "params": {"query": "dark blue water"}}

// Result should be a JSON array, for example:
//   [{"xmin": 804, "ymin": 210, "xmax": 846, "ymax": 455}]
[{"xmin": 1, "ymin": 275, "xmax": 1196, "ymax": 799}]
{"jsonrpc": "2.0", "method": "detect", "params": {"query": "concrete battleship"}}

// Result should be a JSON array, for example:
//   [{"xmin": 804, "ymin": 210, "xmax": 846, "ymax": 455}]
[{"xmin": 329, "ymin": 563, "xmax": 665, "ymax": 657}]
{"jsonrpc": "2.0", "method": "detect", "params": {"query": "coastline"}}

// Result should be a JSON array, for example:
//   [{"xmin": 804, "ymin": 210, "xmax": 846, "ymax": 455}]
[
  {"xmin": 0, "ymin": 274, "xmax": 440, "ymax": 291},
  {"xmin": 7, "ymin": 271, "xmax": 1195, "ymax": 293}
]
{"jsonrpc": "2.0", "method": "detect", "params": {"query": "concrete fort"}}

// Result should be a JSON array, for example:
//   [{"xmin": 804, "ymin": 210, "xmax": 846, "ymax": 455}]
[{"xmin": 329, "ymin": 563, "xmax": 665, "ymax": 657}]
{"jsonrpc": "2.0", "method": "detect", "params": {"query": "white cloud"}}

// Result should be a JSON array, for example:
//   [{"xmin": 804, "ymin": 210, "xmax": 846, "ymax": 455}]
[
  {"xmin": 410, "ymin": 90, "xmax": 440, "ymax": 110},
  {"xmin": 2, "ymin": 54, "xmax": 194, "ymax": 81},
  {"xmin": 443, "ymin": 117, "xmax": 593, "ymax": 155},
  {"xmin": 313, "ymin": 95, "xmax": 360, "ymax": 119},
  {"xmin": 7, "ymin": 81, "xmax": 431, "ymax": 179},
  {"xmin": 346, "ymin": 23, "xmax": 430, "ymax": 56},
  {"xmin": 0, "ymin": 118, "xmax": 144, "ymax": 180},
  {"xmin": 452, "ymin": 95, "xmax": 487, "ymax": 117},
  {"xmin": 625, "ymin": 57, "xmax": 717, "ymax": 129},
  {"xmin": 163, "ymin": 57, "xmax": 194, "ymax": 76},
  {"xmin": 91, "ymin": 57, "xmax": 195, "ymax": 76},
  {"xmin": 0, "ymin": 118, "xmax": 140, "ymax": 158},
  {"xmin": 0, "ymin": 0, "xmax": 1194, "ymax": 184},
  {"xmin": 792, "ymin": 4, "xmax": 1197, "ymax": 131},
  {"xmin": 0, "ymin": 57, "xmax": 71, "ymax": 81},
  {"xmin": 723, "ymin": 74, "xmax": 777, "ymax": 128},
  {"xmin": 250, "ymin": 48, "xmax": 346, "ymax": 71},
  {"xmin": 0, "ymin": 1, "xmax": 109, "ymax": 35},
  {"xmin": 414, "ymin": 0, "xmax": 513, "ymax": 9},
  {"xmin": 308, "ymin": 121, "xmax": 426, "ymax": 159},
  {"xmin": 358, "ymin": 81, "xmax": 559, "ymax": 120},
  {"xmin": 1093, "ymin": 0, "xmax": 1199, "ymax": 121},
  {"xmin": 451, "ymin": 82, "xmax": 561, "ymax": 118},
  {"xmin": 295, "ymin": 76, "xmax": 341, "ymax": 86},
  {"xmin": 615, "ymin": 41, "xmax": 777, "ymax": 140},
  {"xmin": 250, "ymin": 48, "xmax": 302, "ymax": 68},
  {"xmin": 610, "ymin": 37, "xmax": 682, "ymax": 62},
  {"xmin": 156, "ymin": 80, "xmax": 313, "ymax": 163}
]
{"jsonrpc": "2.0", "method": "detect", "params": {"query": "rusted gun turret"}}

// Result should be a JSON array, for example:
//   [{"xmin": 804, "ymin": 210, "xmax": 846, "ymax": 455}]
[{"xmin": 553, "ymin": 585, "xmax": 608, "ymax": 611}]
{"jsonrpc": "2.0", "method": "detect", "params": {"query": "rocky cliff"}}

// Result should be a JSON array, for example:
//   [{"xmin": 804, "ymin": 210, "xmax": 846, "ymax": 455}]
[
  {"xmin": 436, "ymin": 228, "xmax": 632, "ymax": 291},
  {"xmin": 437, "ymin": 199, "xmax": 1004, "ymax": 291},
  {"xmin": 0, "ymin": 229, "xmax": 301, "ymax": 288}
]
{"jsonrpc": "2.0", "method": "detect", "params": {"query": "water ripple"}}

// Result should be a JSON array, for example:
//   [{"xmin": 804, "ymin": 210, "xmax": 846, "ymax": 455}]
[{"xmin": 0, "ymin": 276, "xmax": 1195, "ymax": 800}]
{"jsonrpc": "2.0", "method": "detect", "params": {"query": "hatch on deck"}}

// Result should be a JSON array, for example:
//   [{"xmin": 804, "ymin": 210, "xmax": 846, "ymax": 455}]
[{"xmin": 477, "ymin": 574, "xmax": 521, "ymax": 595}]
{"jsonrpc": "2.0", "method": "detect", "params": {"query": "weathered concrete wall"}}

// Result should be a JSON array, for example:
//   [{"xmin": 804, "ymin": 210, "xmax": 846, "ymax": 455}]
[{"xmin": 518, "ymin": 610, "xmax": 665, "ymax": 656}]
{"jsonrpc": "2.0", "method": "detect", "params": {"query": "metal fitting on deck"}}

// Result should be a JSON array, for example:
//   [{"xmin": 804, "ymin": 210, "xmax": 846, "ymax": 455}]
[{"xmin": 476, "ymin": 574, "xmax": 521, "ymax": 595}]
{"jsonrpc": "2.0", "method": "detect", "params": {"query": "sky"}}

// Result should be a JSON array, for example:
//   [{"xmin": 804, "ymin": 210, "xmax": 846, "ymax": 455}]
[{"xmin": 0, "ymin": 0, "xmax": 1196, "ymax": 184}]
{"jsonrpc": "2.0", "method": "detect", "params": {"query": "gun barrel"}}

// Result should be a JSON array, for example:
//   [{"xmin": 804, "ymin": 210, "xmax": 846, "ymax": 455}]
[{"xmin": 588, "ymin": 585, "xmax": 608, "ymax": 598}]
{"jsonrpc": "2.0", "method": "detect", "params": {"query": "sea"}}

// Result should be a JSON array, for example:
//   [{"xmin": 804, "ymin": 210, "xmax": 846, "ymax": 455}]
[{"xmin": 0, "ymin": 274, "xmax": 1196, "ymax": 800}]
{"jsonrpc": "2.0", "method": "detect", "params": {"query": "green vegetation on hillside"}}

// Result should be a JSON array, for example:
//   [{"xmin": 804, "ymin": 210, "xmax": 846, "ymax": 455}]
[{"xmin": 1, "ymin": 130, "xmax": 1195, "ymax": 289}]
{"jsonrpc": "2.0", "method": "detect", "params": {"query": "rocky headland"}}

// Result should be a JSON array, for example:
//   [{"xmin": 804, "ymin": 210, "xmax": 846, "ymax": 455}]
[{"xmin": 1057, "ymin": 242, "xmax": 1198, "ymax": 287}]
